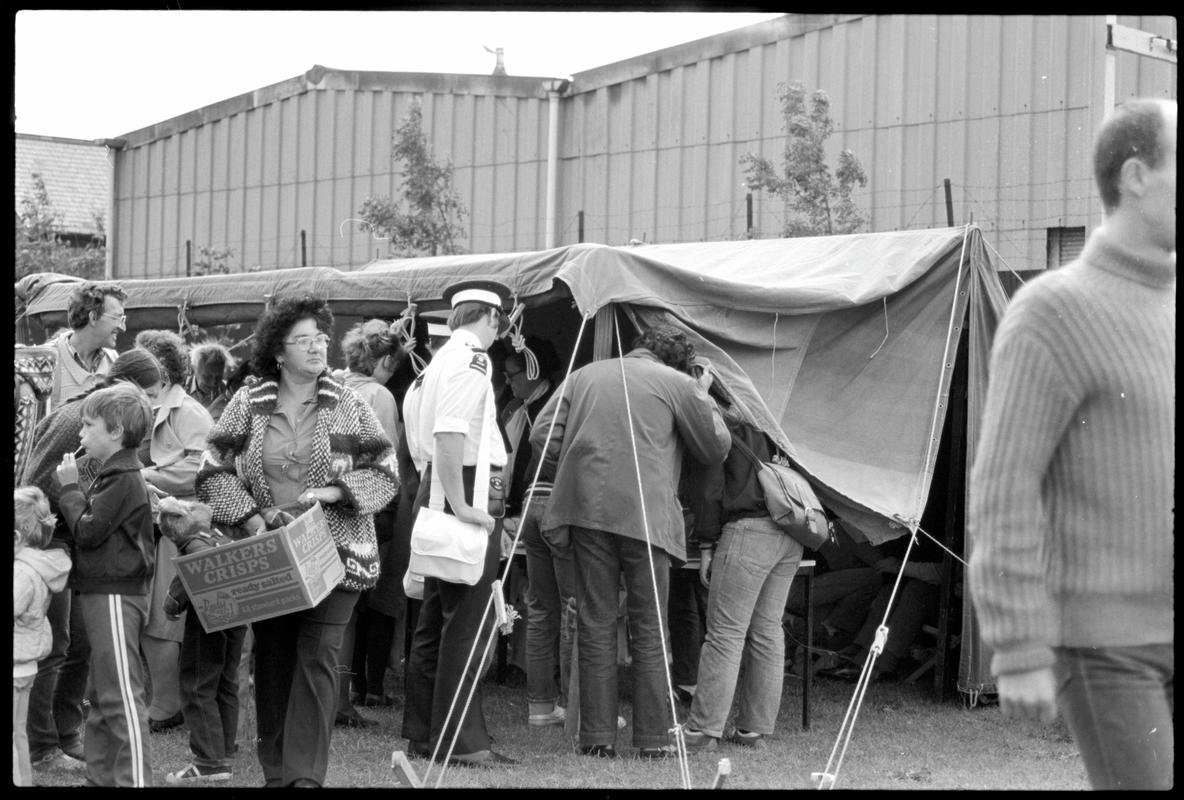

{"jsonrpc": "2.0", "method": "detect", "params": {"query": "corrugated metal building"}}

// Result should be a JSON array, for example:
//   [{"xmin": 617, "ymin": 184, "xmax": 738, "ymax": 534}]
[{"xmin": 103, "ymin": 13, "xmax": 1175, "ymax": 279}]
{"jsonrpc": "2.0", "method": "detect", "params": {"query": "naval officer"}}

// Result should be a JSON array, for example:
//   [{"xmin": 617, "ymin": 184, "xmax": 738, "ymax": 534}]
[{"xmin": 400, "ymin": 279, "xmax": 517, "ymax": 767}]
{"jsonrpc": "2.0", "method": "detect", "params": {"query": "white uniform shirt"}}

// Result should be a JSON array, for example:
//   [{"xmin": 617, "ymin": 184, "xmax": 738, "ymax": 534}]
[{"xmin": 402, "ymin": 328, "xmax": 507, "ymax": 476}]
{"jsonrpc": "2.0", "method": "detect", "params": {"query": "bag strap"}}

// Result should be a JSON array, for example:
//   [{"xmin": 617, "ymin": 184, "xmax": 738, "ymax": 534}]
[
  {"xmin": 728, "ymin": 429, "xmax": 766, "ymax": 469},
  {"xmin": 428, "ymin": 386, "xmax": 493, "ymax": 513}
]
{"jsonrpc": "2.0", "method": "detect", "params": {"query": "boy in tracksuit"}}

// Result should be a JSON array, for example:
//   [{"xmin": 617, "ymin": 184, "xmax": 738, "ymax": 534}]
[{"xmin": 56, "ymin": 383, "xmax": 156, "ymax": 787}]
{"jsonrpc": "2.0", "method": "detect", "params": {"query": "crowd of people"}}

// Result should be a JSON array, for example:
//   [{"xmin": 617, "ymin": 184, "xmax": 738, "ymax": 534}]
[{"xmin": 12, "ymin": 97, "xmax": 1173, "ymax": 790}]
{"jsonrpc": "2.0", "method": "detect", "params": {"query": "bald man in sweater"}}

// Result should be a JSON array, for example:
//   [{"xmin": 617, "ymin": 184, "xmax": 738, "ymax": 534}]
[{"xmin": 969, "ymin": 98, "xmax": 1174, "ymax": 791}]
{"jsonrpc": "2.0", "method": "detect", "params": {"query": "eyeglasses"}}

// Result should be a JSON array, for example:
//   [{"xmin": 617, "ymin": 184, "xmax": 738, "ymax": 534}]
[
  {"xmin": 101, "ymin": 312, "xmax": 127, "ymax": 324},
  {"xmin": 284, "ymin": 333, "xmax": 331, "ymax": 350}
]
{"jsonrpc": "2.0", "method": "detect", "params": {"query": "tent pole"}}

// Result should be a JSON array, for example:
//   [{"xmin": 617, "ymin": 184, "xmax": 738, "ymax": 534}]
[{"xmin": 936, "ymin": 324, "xmax": 969, "ymax": 700}]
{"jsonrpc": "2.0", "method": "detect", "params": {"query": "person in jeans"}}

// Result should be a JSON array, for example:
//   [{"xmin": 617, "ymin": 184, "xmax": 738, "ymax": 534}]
[
  {"xmin": 531, "ymin": 324, "xmax": 729, "ymax": 760},
  {"xmin": 969, "ymin": 98, "xmax": 1175, "ymax": 791},
  {"xmin": 681, "ymin": 397, "xmax": 803, "ymax": 751}
]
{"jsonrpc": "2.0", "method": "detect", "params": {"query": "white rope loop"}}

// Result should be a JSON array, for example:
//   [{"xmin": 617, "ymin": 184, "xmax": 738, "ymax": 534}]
[
  {"xmin": 505, "ymin": 297, "xmax": 540, "ymax": 380},
  {"xmin": 422, "ymin": 311, "xmax": 594, "ymax": 787},
  {"xmin": 612, "ymin": 312, "xmax": 692, "ymax": 789},
  {"xmin": 390, "ymin": 296, "xmax": 430, "ymax": 376}
]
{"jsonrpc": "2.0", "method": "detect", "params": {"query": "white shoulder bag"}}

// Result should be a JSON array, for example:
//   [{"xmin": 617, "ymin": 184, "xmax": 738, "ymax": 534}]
[{"xmin": 405, "ymin": 389, "xmax": 493, "ymax": 590}]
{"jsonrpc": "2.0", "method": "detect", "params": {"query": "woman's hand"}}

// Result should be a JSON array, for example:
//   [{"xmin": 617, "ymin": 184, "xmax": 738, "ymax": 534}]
[
  {"xmin": 242, "ymin": 514, "xmax": 268, "ymax": 536},
  {"xmin": 56, "ymin": 453, "xmax": 79, "ymax": 487},
  {"xmin": 300, "ymin": 486, "xmax": 346, "ymax": 509}
]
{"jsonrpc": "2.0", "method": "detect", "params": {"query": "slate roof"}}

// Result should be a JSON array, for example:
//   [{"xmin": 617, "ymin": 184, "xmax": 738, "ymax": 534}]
[{"xmin": 15, "ymin": 134, "xmax": 109, "ymax": 237}]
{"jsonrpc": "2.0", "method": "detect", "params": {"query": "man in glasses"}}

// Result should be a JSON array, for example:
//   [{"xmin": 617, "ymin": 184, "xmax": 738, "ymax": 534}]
[{"xmin": 49, "ymin": 281, "xmax": 128, "ymax": 408}]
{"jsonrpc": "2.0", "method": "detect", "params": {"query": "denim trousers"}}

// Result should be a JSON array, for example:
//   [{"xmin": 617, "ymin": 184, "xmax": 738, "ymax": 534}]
[
  {"xmin": 571, "ymin": 526, "xmax": 671, "ymax": 749},
  {"xmin": 785, "ymin": 567, "xmax": 881, "ymax": 641},
  {"xmin": 522, "ymin": 498, "xmax": 576, "ymax": 708},
  {"xmin": 179, "ymin": 612, "xmax": 246, "ymax": 769},
  {"xmin": 27, "ymin": 587, "xmax": 90, "ymax": 760},
  {"xmin": 1056, "ymin": 643, "xmax": 1173, "ymax": 790},
  {"xmin": 668, "ymin": 565, "xmax": 708, "ymax": 688},
  {"xmin": 689, "ymin": 516, "xmax": 802, "ymax": 738},
  {"xmin": 252, "ymin": 587, "xmax": 357, "ymax": 787}
]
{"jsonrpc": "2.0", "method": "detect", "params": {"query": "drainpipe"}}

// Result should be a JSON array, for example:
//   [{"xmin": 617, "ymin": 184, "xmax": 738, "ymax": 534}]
[
  {"xmin": 96, "ymin": 137, "xmax": 126, "ymax": 280},
  {"xmin": 543, "ymin": 79, "xmax": 569, "ymax": 249}
]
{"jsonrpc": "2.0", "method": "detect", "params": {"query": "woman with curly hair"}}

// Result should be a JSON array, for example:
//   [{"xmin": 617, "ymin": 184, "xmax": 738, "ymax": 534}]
[
  {"xmin": 331, "ymin": 319, "xmax": 408, "ymax": 724},
  {"xmin": 132, "ymin": 329, "xmax": 215, "ymax": 734},
  {"xmin": 195, "ymin": 295, "xmax": 397, "ymax": 788}
]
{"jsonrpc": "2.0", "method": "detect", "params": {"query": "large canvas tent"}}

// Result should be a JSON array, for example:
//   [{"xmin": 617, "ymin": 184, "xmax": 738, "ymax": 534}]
[{"xmin": 16, "ymin": 225, "xmax": 1009, "ymax": 697}]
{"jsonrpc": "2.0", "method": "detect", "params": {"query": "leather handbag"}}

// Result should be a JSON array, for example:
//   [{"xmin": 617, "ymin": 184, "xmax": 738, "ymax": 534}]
[
  {"xmin": 406, "ymin": 389, "xmax": 494, "ymax": 587},
  {"xmin": 729, "ymin": 432, "xmax": 833, "ymax": 551}
]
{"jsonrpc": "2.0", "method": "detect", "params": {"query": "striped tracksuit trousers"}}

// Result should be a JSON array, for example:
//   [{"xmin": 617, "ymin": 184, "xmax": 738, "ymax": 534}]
[{"xmin": 76, "ymin": 593, "xmax": 152, "ymax": 787}]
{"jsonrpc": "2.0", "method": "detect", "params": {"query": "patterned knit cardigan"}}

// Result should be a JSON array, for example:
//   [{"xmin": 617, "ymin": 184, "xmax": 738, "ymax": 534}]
[{"xmin": 194, "ymin": 373, "xmax": 398, "ymax": 592}]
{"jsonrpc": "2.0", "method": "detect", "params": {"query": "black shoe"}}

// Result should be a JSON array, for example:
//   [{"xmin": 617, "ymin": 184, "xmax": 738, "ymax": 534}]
[
  {"xmin": 637, "ymin": 745, "xmax": 677, "ymax": 760},
  {"xmin": 725, "ymin": 728, "xmax": 764, "ymax": 747},
  {"xmin": 447, "ymin": 750, "xmax": 518, "ymax": 768},
  {"xmin": 149, "ymin": 711, "xmax": 185, "ymax": 733},
  {"xmin": 580, "ymin": 744, "xmax": 618, "ymax": 759},
  {"xmin": 406, "ymin": 741, "xmax": 431, "ymax": 759},
  {"xmin": 334, "ymin": 710, "xmax": 374, "ymax": 728}
]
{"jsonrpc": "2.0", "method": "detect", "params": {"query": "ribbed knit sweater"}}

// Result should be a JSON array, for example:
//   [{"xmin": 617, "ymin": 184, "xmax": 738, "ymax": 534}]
[{"xmin": 968, "ymin": 228, "xmax": 1175, "ymax": 677}]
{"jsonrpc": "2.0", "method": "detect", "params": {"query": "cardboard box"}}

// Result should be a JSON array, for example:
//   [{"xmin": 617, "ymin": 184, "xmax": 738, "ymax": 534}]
[{"xmin": 174, "ymin": 504, "xmax": 344, "ymax": 633}]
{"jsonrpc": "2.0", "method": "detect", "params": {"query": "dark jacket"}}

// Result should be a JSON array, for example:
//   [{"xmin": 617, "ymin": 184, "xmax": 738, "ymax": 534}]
[
  {"xmin": 59, "ymin": 448, "xmax": 156, "ymax": 595},
  {"xmin": 687, "ymin": 418, "xmax": 774, "ymax": 548},
  {"xmin": 531, "ymin": 348, "xmax": 730, "ymax": 562},
  {"xmin": 505, "ymin": 383, "xmax": 558, "ymax": 518}
]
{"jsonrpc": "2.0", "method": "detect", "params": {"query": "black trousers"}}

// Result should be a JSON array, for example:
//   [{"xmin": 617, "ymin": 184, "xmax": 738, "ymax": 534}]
[{"xmin": 401, "ymin": 464, "xmax": 502, "ymax": 756}]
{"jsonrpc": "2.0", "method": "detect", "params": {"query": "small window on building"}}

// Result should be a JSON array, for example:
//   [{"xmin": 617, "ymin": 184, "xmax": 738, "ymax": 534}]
[{"xmin": 1046, "ymin": 226, "xmax": 1086, "ymax": 269}]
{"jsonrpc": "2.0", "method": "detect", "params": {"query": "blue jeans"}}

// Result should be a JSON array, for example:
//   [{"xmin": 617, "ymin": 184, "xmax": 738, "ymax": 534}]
[
  {"xmin": 689, "ymin": 516, "xmax": 802, "ymax": 738},
  {"xmin": 571, "ymin": 526, "xmax": 671, "ymax": 749},
  {"xmin": 1056, "ymin": 643, "xmax": 1173, "ymax": 790},
  {"xmin": 180, "ymin": 612, "xmax": 245, "ymax": 769},
  {"xmin": 27, "ymin": 588, "xmax": 90, "ymax": 761},
  {"xmin": 522, "ymin": 498, "xmax": 576, "ymax": 708},
  {"xmin": 668, "ymin": 565, "xmax": 708, "ymax": 687}
]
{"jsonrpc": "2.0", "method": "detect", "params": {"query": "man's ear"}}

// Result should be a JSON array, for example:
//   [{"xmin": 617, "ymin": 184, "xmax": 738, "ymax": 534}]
[{"xmin": 1119, "ymin": 156, "xmax": 1150, "ymax": 199}]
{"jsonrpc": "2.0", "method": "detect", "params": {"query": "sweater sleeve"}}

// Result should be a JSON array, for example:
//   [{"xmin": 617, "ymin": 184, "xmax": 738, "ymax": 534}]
[
  {"xmin": 194, "ymin": 388, "xmax": 263, "ymax": 526},
  {"xmin": 968, "ymin": 304, "xmax": 1078, "ymax": 677},
  {"xmin": 327, "ymin": 396, "xmax": 398, "ymax": 516}
]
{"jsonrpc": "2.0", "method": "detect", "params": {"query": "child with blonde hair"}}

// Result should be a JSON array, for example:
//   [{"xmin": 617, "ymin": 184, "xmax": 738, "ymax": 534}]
[{"xmin": 14, "ymin": 487, "xmax": 71, "ymax": 786}]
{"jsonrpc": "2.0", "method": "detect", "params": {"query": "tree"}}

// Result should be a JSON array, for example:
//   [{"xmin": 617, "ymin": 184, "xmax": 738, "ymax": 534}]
[
  {"xmin": 15, "ymin": 173, "xmax": 106, "ymax": 280},
  {"xmin": 191, "ymin": 245, "xmax": 236, "ymax": 276},
  {"xmin": 357, "ymin": 100, "xmax": 468, "ymax": 257},
  {"xmin": 741, "ymin": 82, "xmax": 868, "ymax": 237}
]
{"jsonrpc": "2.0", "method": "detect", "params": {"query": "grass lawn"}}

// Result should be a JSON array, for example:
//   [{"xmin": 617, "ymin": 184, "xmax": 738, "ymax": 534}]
[{"xmin": 32, "ymin": 666, "xmax": 1088, "ymax": 790}]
